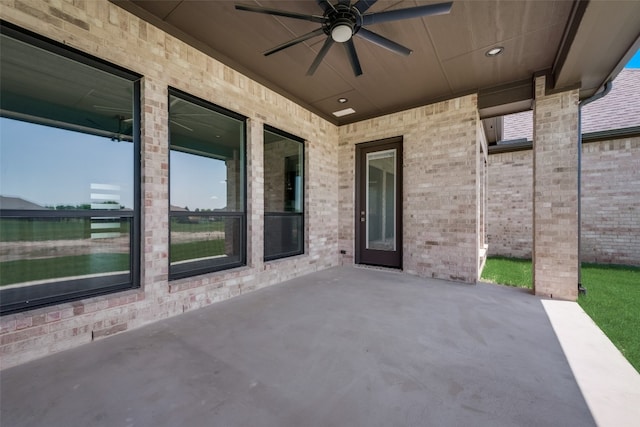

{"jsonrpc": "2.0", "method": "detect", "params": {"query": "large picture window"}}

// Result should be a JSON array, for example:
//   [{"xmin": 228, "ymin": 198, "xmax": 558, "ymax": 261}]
[
  {"xmin": 169, "ymin": 89, "xmax": 246, "ymax": 279},
  {"xmin": 264, "ymin": 126, "xmax": 304, "ymax": 261},
  {"xmin": 0, "ymin": 23, "xmax": 141, "ymax": 314}
]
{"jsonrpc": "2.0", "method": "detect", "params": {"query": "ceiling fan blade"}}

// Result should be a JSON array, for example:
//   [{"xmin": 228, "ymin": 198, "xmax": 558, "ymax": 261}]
[
  {"xmin": 356, "ymin": 28, "xmax": 412, "ymax": 56},
  {"xmin": 172, "ymin": 113, "xmax": 211, "ymax": 117},
  {"xmin": 265, "ymin": 28, "xmax": 326, "ymax": 56},
  {"xmin": 170, "ymin": 120, "xmax": 193, "ymax": 132},
  {"xmin": 316, "ymin": 0, "xmax": 335, "ymax": 13},
  {"xmin": 307, "ymin": 37, "xmax": 335, "ymax": 76},
  {"xmin": 354, "ymin": 0, "xmax": 377, "ymax": 14},
  {"xmin": 338, "ymin": 0, "xmax": 351, "ymax": 5},
  {"xmin": 362, "ymin": 2, "xmax": 452, "ymax": 25},
  {"xmin": 93, "ymin": 105, "xmax": 129, "ymax": 113},
  {"xmin": 235, "ymin": 4, "xmax": 326, "ymax": 24},
  {"xmin": 344, "ymin": 39, "xmax": 363, "ymax": 77}
]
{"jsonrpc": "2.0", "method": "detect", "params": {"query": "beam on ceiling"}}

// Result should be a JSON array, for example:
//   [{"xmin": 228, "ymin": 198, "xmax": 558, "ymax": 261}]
[{"xmin": 477, "ymin": 79, "xmax": 533, "ymax": 120}]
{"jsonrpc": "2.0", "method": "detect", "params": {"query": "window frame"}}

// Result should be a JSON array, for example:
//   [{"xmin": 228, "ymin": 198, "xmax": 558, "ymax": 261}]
[
  {"xmin": 0, "ymin": 22, "xmax": 142, "ymax": 315},
  {"xmin": 167, "ymin": 88, "xmax": 248, "ymax": 280},
  {"xmin": 263, "ymin": 125, "xmax": 306, "ymax": 262}
]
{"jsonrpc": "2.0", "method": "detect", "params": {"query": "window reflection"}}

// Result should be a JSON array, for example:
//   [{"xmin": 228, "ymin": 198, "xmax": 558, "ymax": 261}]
[
  {"xmin": 264, "ymin": 127, "xmax": 304, "ymax": 260},
  {"xmin": 0, "ymin": 217, "xmax": 131, "ymax": 287},
  {"xmin": 0, "ymin": 118, "xmax": 134, "ymax": 210},
  {"xmin": 170, "ymin": 151, "xmax": 228, "ymax": 212},
  {"xmin": 0, "ymin": 27, "xmax": 139, "ymax": 314},
  {"xmin": 168, "ymin": 90, "xmax": 246, "ymax": 278}
]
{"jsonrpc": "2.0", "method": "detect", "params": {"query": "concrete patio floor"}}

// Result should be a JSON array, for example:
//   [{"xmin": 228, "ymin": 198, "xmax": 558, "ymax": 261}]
[{"xmin": 1, "ymin": 266, "xmax": 638, "ymax": 426}]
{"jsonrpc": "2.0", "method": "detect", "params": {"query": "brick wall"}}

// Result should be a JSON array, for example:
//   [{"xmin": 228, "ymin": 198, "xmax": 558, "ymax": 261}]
[
  {"xmin": 488, "ymin": 137, "xmax": 640, "ymax": 266},
  {"xmin": 338, "ymin": 96, "xmax": 483, "ymax": 283},
  {"xmin": 0, "ymin": 0, "xmax": 339, "ymax": 369},
  {"xmin": 581, "ymin": 137, "xmax": 640, "ymax": 264},
  {"xmin": 487, "ymin": 150, "xmax": 534, "ymax": 258}
]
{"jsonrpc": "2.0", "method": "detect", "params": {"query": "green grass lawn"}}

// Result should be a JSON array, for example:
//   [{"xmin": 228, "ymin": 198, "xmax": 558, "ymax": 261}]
[
  {"xmin": 481, "ymin": 257, "xmax": 640, "ymax": 373},
  {"xmin": 481, "ymin": 256, "xmax": 532, "ymax": 288},
  {"xmin": 579, "ymin": 263, "xmax": 640, "ymax": 374}
]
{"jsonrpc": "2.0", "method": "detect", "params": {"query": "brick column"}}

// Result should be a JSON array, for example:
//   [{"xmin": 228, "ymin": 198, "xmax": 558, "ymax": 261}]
[
  {"xmin": 532, "ymin": 76, "xmax": 579, "ymax": 300},
  {"xmin": 246, "ymin": 117, "xmax": 264, "ymax": 269},
  {"xmin": 141, "ymin": 77, "xmax": 169, "ymax": 292}
]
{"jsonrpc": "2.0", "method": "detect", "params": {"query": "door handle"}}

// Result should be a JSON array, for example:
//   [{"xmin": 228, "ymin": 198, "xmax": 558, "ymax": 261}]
[{"xmin": 360, "ymin": 211, "xmax": 365, "ymax": 222}]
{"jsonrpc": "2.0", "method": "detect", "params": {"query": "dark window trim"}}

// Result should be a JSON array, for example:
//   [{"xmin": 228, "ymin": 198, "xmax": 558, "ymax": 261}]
[
  {"xmin": 132, "ymin": 81, "xmax": 141, "ymax": 295},
  {"xmin": 0, "ymin": 24, "xmax": 141, "ymax": 315},
  {"xmin": 168, "ymin": 87, "xmax": 247, "ymax": 123},
  {"xmin": 0, "ymin": 210, "xmax": 135, "ymax": 218},
  {"xmin": 264, "ymin": 212, "xmax": 304, "ymax": 217},
  {"xmin": 167, "ymin": 88, "xmax": 247, "ymax": 280},
  {"xmin": 263, "ymin": 126, "xmax": 305, "ymax": 262},
  {"xmin": 264, "ymin": 124, "xmax": 305, "ymax": 144},
  {"xmin": 1, "ymin": 275, "xmax": 133, "ymax": 315},
  {"xmin": 169, "ymin": 211, "xmax": 242, "ymax": 218}
]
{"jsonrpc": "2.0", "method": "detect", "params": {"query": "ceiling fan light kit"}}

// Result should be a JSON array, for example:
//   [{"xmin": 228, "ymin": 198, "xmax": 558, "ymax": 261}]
[
  {"xmin": 235, "ymin": 0, "xmax": 453, "ymax": 77},
  {"xmin": 331, "ymin": 23, "xmax": 353, "ymax": 42}
]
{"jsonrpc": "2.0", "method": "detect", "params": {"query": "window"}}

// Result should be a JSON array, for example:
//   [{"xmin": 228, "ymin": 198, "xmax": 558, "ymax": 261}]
[
  {"xmin": 0, "ymin": 23, "xmax": 141, "ymax": 314},
  {"xmin": 264, "ymin": 126, "xmax": 304, "ymax": 260},
  {"xmin": 169, "ymin": 89, "xmax": 246, "ymax": 279}
]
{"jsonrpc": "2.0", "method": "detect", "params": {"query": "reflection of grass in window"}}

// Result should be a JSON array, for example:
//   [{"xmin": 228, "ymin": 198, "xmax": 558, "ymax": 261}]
[
  {"xmin": 0, "ymin": 254, "xmax": 130, "ymax": 286},
  {"xmin": 1, "ymin": 218, "xmax": 86, "ymax": 241},
  {"xmin": 0, "ymin": 219, "xmax": 130, "ymax": 242},
  {"xmin": 169, "ymin": 220, "xmax": 225, "ymax": 233},
  {"xmin": 170, "ymin": 239, "xmax": 226, "ymax": 263}
]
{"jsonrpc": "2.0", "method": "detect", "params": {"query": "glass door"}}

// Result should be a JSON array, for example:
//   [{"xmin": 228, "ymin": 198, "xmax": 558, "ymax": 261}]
[{"xmin": 356, "ymin": 138, "xmax": 402, "ymax": 268}]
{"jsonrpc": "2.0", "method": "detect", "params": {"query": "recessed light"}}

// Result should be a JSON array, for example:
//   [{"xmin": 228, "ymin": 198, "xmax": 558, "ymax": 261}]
[
  {"xmin": 338, "ymin": 97, "xmax": 348, "ymax": 103},
  {"xmin": 332, "ymin": 107, "xmax": 356, "ymax": 117},
  {"xmin": 486, "ymin": 46, "xmax": 504, "ymax": 57}
]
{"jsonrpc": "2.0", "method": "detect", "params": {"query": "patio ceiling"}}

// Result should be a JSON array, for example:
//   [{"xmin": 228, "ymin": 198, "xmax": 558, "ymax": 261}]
[{"xmin": 113, "ymin": 1, "xmax": 640, "ymax": 126}]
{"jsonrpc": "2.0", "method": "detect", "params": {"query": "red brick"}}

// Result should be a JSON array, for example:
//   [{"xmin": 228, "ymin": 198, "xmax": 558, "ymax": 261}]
[
  {"xmin": 46, "ymin": 311, "xmax": 61, "ymax": 323},
  {"xmin": 73, "ymin": 303, "xmax": 85, "ymax": 316},
  {"xmin": 15, "ymin": 316, "xmax": 33, "ymax": 330},
  {"xmin": 1, "ymin": 325, "xmax": 48, "ymax": 346},
  {"xmin": 31, "ymin": 314, "xmax": 47, "ymax": 327}
]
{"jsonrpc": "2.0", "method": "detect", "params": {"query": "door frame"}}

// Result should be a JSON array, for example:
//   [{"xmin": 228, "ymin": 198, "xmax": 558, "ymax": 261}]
[{"xmin": 354, "ymin": 136, "xmax": 403, "ymax": 268}]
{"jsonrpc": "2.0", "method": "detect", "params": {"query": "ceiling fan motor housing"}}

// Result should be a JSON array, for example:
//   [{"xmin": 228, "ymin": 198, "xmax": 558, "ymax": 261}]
[{"xmin": 324, "ymin": 4, "xmax": 362, "ymax": 42}]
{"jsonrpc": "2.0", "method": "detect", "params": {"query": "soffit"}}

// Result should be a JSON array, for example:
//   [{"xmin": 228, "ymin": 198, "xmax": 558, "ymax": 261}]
[
  {"xmin": 553, "ymin": 0, "xmax": 640, "ymax": 97},
  {"xmin": 113, "ymin": 1, "xmax": 640, "ymax": 125}
]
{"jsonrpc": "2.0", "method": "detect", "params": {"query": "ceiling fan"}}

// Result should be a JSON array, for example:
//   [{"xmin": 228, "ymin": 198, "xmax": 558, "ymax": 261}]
[{"xmin": 235, "ymin": 0, "xmax": 452, "ymax": 76}]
